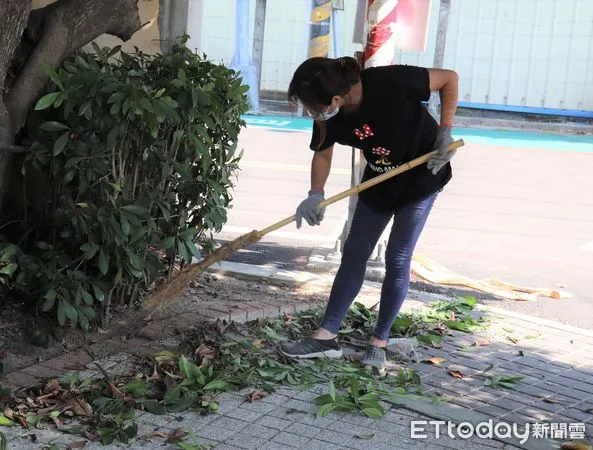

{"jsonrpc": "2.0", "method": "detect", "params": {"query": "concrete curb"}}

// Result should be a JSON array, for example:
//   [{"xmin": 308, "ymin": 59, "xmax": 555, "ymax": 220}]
[{"xmin": 209, "ymin": 260, "xmax": 593, "ymax": 339}]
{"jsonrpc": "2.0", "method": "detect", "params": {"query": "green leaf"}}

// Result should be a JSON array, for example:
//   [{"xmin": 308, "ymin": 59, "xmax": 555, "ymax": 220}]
[
  {"xmin": 316, "ymin": 403, "xmax": 337, "ymax": 418},
  {"xmin": 35, "ymin": 92, "xmax": 60, "ymax": 110},
  {"xmin": 120, "ymin": 205, "xmax": 149, "ymax": 217},
  {"xmin": 328, "ymin": 379, "xmax": 336, "ymax": 401},
  {"xmin": 443, "ymin": 320, "xmax": 472, "ymax": 333},
  {"xmin": 53, "ymin": 132, "xmax": 69, "ymax": 155},
  {"xmin": 44, "ymin": 64, "xmax": 64, "ymax": 90},
  {"xmin": 362, "ymin": 407, "xmax": 385, "ymax": 418},
  {"xmin": 122, "ymin": 380, "xmax": 147, "ymax": 398},
  {"xmin": 313, "ymin": 394, "xmax": 334, "ymax": 406},
  {"xmin": 203, "ymin": 379, "xmax": 231, "ymax": 391},
  {"xmin": 42, "ymin": 289, "xmax": 57, "ymax": 311},
  {"xmin": 417, "ymin": 334, "xmax": 443, "ymax": 346},
  {"xmin": 92, "ymin": 284, "xmax": 105, "ymax": 302},
  {"xmin": 0, "ymin": 413, "xmax": 15, "ymax": 427},
  {"xmin": 0, "ymin": 263, "xmax": 17, "ymax": 275},
  {"xmin": 57, "ymin": 299, "xmax": 66, "ymax": 326},
  {"xmin": 40, "ymin": 121, "xmax": 70, "ymax": 132},
  {"xmin": 158, "ymin": 236, "xmax": 176, "ymax": 250},
  {"xmin": 164, "ymin": 385, "xmax": 182, "ymax": 404},
  {"xmin": 98, "ymin": 249, "xmax": 109, "ymax": 275},
  {"xmin": 62, "ymin": 299, "xmax": 78, "ymax": 323},
  {"xmin": 142, "ymin": 400, "xmax": 165, "ymax": 415},
  {"xmin": 81, "ymin": 289, "xmax": 94, "ymax": 306},
  {"xmin": 80, "ymin": 242, "xmax": 99, "ymax": 260}
]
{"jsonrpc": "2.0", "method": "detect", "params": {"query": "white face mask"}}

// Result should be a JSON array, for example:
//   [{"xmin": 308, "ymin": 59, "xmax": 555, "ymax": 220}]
[{"xmin": 311, "ymin": 104, "xmax": 340, "ymax": 121}]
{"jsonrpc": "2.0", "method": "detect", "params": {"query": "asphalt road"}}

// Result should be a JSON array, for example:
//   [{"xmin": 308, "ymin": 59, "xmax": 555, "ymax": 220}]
[{"xmin": 216, "ymin": 121, "xmax": 593, "ymax": 329}]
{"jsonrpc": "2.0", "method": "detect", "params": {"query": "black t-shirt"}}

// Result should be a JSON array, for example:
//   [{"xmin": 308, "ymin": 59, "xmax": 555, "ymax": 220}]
[{"xmin": 309, "ymin": 64, "xmax": 452, "ymax": 213}]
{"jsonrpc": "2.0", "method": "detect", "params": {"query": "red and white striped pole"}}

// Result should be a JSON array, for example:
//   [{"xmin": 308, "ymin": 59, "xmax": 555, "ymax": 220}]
[{"xmin": 362, "ymin": 0, "xmax": 400, "ymax": 68}]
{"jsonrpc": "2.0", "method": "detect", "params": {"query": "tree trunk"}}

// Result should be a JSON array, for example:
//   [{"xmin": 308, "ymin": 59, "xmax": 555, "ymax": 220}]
[{"xmin": 0, "ymin": 0, "xmax": 142, "ymax": 207}]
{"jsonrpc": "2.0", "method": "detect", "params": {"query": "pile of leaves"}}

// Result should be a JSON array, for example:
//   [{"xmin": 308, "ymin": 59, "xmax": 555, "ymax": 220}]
[
  {"xmin": 0, "ymin": 38, "xmax": 249, "ymax": 330},
  {"xmin": 0, "ymin": 298, "xmax": 493, "ymax": 447}
]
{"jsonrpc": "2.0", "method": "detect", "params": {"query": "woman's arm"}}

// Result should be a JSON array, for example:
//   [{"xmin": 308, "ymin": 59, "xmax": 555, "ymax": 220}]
[
  {"xmin": 310, "ymin": 145, "xmax": 334, "ymax": 193},
  {"xmin": 427, "ymin": 68, "xmax": 459, "ymax": 126}
]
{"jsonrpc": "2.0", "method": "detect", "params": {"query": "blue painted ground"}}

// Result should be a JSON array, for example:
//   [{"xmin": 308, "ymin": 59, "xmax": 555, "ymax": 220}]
[{"xmin": 243, "ymin": 115, "xmax": 593, "ymax": 154}]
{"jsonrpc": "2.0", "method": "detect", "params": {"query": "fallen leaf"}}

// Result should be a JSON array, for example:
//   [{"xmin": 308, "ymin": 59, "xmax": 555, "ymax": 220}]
[
  {"xmin": 284, "ymin": 314, "xmax": 297, "ymax": 322},
  {"xmin": 424, "ymin": 357, "xmax": 446, "ymax": 365},
  {"xmin": 216, "ymin": 320, "xmax": 233, "ymax": 334},
  {"xmin": 344, "ymin": 355, "xmax": 357, "ymax": 362},
  {"xmin": 165, "ymin": 428, "xmax": 187, "ymax": 443},
  {"xmin": 67, "ymin": 441, "xmax": 87, "ymax": 449},
  {"xmin": 195, "ymin": 344, "xmax": 215, "ymax": 359},
  {"xmin": 541, "ymin": 397, "xmax": 560, "ymax": 404},
  {"xmin": 65, "ymin": 396, "xmax": 93, "ymax": 416},
  {"xmin": 449, "ymin": 370, "xmax": 466, "ymax": 379},
  {"xmin": 474, "ymin": 338, "xmax": 491, "ymax": 346},
  {"xmin": 506, "ymin": 336, "xmax": 519, "ymax": 344},
  {"xmin": 149, "ymin": 431, "xmax": 169, "ymax": 439},
  {"xmin": 252, "ymin": 339, "xmax": 263, "ymax": 349},
  {"xmin": 518, "ymin": 350, "xmax": 526, "ymax": 357},
  {"xmin": 245, "ymin": 390, "xmax": 267, "ymax": 402}
]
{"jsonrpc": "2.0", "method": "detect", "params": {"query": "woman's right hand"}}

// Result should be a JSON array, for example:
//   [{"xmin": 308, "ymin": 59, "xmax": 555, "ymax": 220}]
[{"xmin": 295, "ymin": 189, "xmax": 326, "ymax": 229}]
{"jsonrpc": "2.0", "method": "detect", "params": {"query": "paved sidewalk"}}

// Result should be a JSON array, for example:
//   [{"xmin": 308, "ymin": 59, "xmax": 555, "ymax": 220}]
[{"xmin": 1, "ymin": 267, "xmax": 593, "ymax": 449}]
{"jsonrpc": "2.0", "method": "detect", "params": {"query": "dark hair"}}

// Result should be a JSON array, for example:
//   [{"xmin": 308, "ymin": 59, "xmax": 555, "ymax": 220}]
[{"xmin": 288, "ymin": 56, "xmax": 361, "ymax": 149}]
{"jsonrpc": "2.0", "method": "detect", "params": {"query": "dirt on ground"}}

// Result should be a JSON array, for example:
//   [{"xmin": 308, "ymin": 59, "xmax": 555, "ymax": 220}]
[{"xmin": 0, "ymin": 272, "xmax": 372, "ymax": 376}]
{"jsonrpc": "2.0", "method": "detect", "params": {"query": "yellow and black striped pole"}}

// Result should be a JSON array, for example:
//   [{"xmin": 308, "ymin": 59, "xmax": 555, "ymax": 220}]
[{"xmin": 308, "ymin": 0, "xmax": 332, "ymax": 58}]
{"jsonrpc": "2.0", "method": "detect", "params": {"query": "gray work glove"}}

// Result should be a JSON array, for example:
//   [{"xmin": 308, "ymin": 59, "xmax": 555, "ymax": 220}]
[
  {"xmin": 427, "ymin": 125, "xmax": 456, "ymax": 175},
  {"xmin": 295, "ymin": 189, "xmax": 325, "ymax": 229}
]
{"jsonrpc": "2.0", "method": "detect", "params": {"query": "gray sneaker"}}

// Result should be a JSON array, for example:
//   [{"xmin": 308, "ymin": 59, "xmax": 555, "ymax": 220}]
[
  {"xmin": 279, "ymin": 337, "xmax": 343, "ymax": 359},
  {"xmin": 359, "ymin": 346, "xmax": 386, "ymax": 371}
]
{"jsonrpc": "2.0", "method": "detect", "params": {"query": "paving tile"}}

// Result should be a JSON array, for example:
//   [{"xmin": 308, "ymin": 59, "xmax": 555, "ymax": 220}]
[
  {"xmin": 1, "ymin": 371, "xmax": 39, "ymax": 388},
  {"xmin": 283, "ymin": 422, "xmax": 322, "ymax": 439},
  {"xmin": 240, "ymin": 400, "xmax": 279, "ymax": 415},
  {"xmin": 209, "ymin": 416, "xmax": 249, "ymax": 432},
  {"xmin": 271, "ymin": 431, "xmax": 310, "ymax": 448},
  {"xmin": 224, "ymin": 433, "xmax": 268, "ymax": 449},
  {"xmin": 256, "ymin": 415, "xmax": 294, "ymax": 430},
  {"xmin": 555, "ymin": 408, "xmax": 593, "ymax": 423},
  {"xmin": 512, "ymin": 406, "xmax": 555, "ymax": 422},
  {"xmin": 297, "ymin": 412, "xmax": 337, "ymax": 428},
  {"xmin": 338, "ymin": 414, "xmax": 377, "ymax": 427},
  {"xmin": 240, "ymin": 423, "xmax": 279, "ymax": 441},
  {"xmin": 303, "ymin": 439, "xmax": 343, "ymax": 450},
  {"xmin": 224, "ymin": 406, "xmax": 264, "ymax": 423},
  {"xmin": 312, "ymin": 429, "xmax": 354, "ymax": 446},
  {"xmin": 474, "ymin": 404, "xmax": 511, "ymax": 418},
  {"xmin": 259, "ymin": 442, "xmax": 294, "ymax": 450},
  {"xmin": 194, "ymin": 425, "xmax": 238, "ymax": 442},
  {"xmin": 490, "ymin": 397, "xmax": 529, "ymax": 413},
  {"xmin": 281, "ymin": 398, "xmax": 318, "ymax": 414}
]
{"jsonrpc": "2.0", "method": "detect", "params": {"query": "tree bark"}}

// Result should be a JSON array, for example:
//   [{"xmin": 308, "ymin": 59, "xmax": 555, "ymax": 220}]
[
  {"xmin": 0, "ymin": 0, "xmax": 142, "ymax": 208},
  {"xmin": 0, "ymin": 1, "xmax": 33, "ymax": 207}
]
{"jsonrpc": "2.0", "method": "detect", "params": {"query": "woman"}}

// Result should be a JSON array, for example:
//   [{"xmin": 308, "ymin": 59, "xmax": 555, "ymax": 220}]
[{"xmin": 278, "ymin": 56, "xmax": 459, "ymax": 370}]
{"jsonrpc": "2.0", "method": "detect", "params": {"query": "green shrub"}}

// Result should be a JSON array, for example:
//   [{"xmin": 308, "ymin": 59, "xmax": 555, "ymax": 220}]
[{"xmin": 1, "ymin": 40, "xmax": 249, "ymax": 330}]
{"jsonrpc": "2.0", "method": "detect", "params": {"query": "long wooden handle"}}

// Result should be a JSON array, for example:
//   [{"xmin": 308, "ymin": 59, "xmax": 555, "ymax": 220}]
[{"xmin": 257, "ymin": 139, "xmax": 464, "ymax": 237}]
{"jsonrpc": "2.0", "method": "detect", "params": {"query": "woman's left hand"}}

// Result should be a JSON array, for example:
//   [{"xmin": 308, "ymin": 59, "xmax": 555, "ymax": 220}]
[{"xmin": 427, "ymin": 125, "xmax": 455, "ymax": 175}]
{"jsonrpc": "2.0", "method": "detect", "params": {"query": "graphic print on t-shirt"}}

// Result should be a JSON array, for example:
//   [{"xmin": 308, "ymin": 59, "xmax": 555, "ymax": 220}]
[{"xmin": 352, "ymin": 124, "xmax": 399, "ymax": 172}]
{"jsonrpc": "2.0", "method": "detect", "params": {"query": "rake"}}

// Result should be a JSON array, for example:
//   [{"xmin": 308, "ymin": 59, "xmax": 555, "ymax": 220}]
[{"xmin": 144, "ymin": 139, "xmax": 465, "ymax": 311}]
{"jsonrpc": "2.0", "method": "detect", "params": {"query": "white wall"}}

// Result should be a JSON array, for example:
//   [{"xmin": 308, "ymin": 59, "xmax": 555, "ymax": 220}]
[{"xmin": 198, "ymin": 0, "xmax": 593, "ymax": 112}]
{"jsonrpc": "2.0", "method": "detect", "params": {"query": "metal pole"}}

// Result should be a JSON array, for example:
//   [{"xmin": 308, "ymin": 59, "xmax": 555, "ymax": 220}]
[
  {"xmin": 428, "ymin": 0, "xmax": 451, "ymax": 116},
  {"xmin": 231, "ymin": 0, "xmax": 259, "ymax": 110},
  {"xmin": 308, "ymin": 0, "xmax": 332, "ymax": 58},
  {"xmin": 252, "ymin": 0, "xmax": 267, "ymax": 109},
  {"xmin": 331, "ymin": 6, "xmax": 340, "ymax": 57}
]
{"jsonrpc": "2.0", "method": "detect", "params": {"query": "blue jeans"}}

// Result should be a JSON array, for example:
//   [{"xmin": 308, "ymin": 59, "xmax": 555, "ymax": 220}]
[{"xmin": 320, "ymin": 192, "xmax": 439, "ymax": 341}]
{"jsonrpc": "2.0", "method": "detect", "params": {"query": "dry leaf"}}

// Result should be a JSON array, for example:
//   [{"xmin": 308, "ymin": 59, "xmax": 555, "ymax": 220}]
[
  {"xmin": 195, "ymin": 344, "xmax": 215, "ymax": 359},
  {"xmin": 474, "ymin": 338, "xmax": 491, "ymax": 346},
  {"xmin": 66, "ymin": 396, "xmax": 93, "ymax": 417},
  {"xmin": 541, "ymin": 397, "xmax": 560, "ymax": 404},
  {"xmin": 216, "ymin": 320, "xmax": 233, "ymax": 334},
  {"xmin": 149, "ymin": 431, "xmax": 169, "ymax": 439},
  {"xmin": 166, "ymin": 428, "xmax": 186, "ymax": 442},
  {"xmin": 424, "ymin": 357, "xmax": 446, "ymax": 365},
  {"xmin": 245, "ymin": 390, "xmax": 267, "ymax": 402},
  {"xmin": 506, "ymin": 336, "xmax": 519, "ymax": 344},
  {"xmin": 449, "ymin": 370, "xmax": 466, "ymax": 379},
  {"xmin": 67, "ymin": 441, "xmax": 87, "ymax": 449},
  {"xmin": 252, "ymin": 339, "xmax": 263, "ymax": 349}
]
